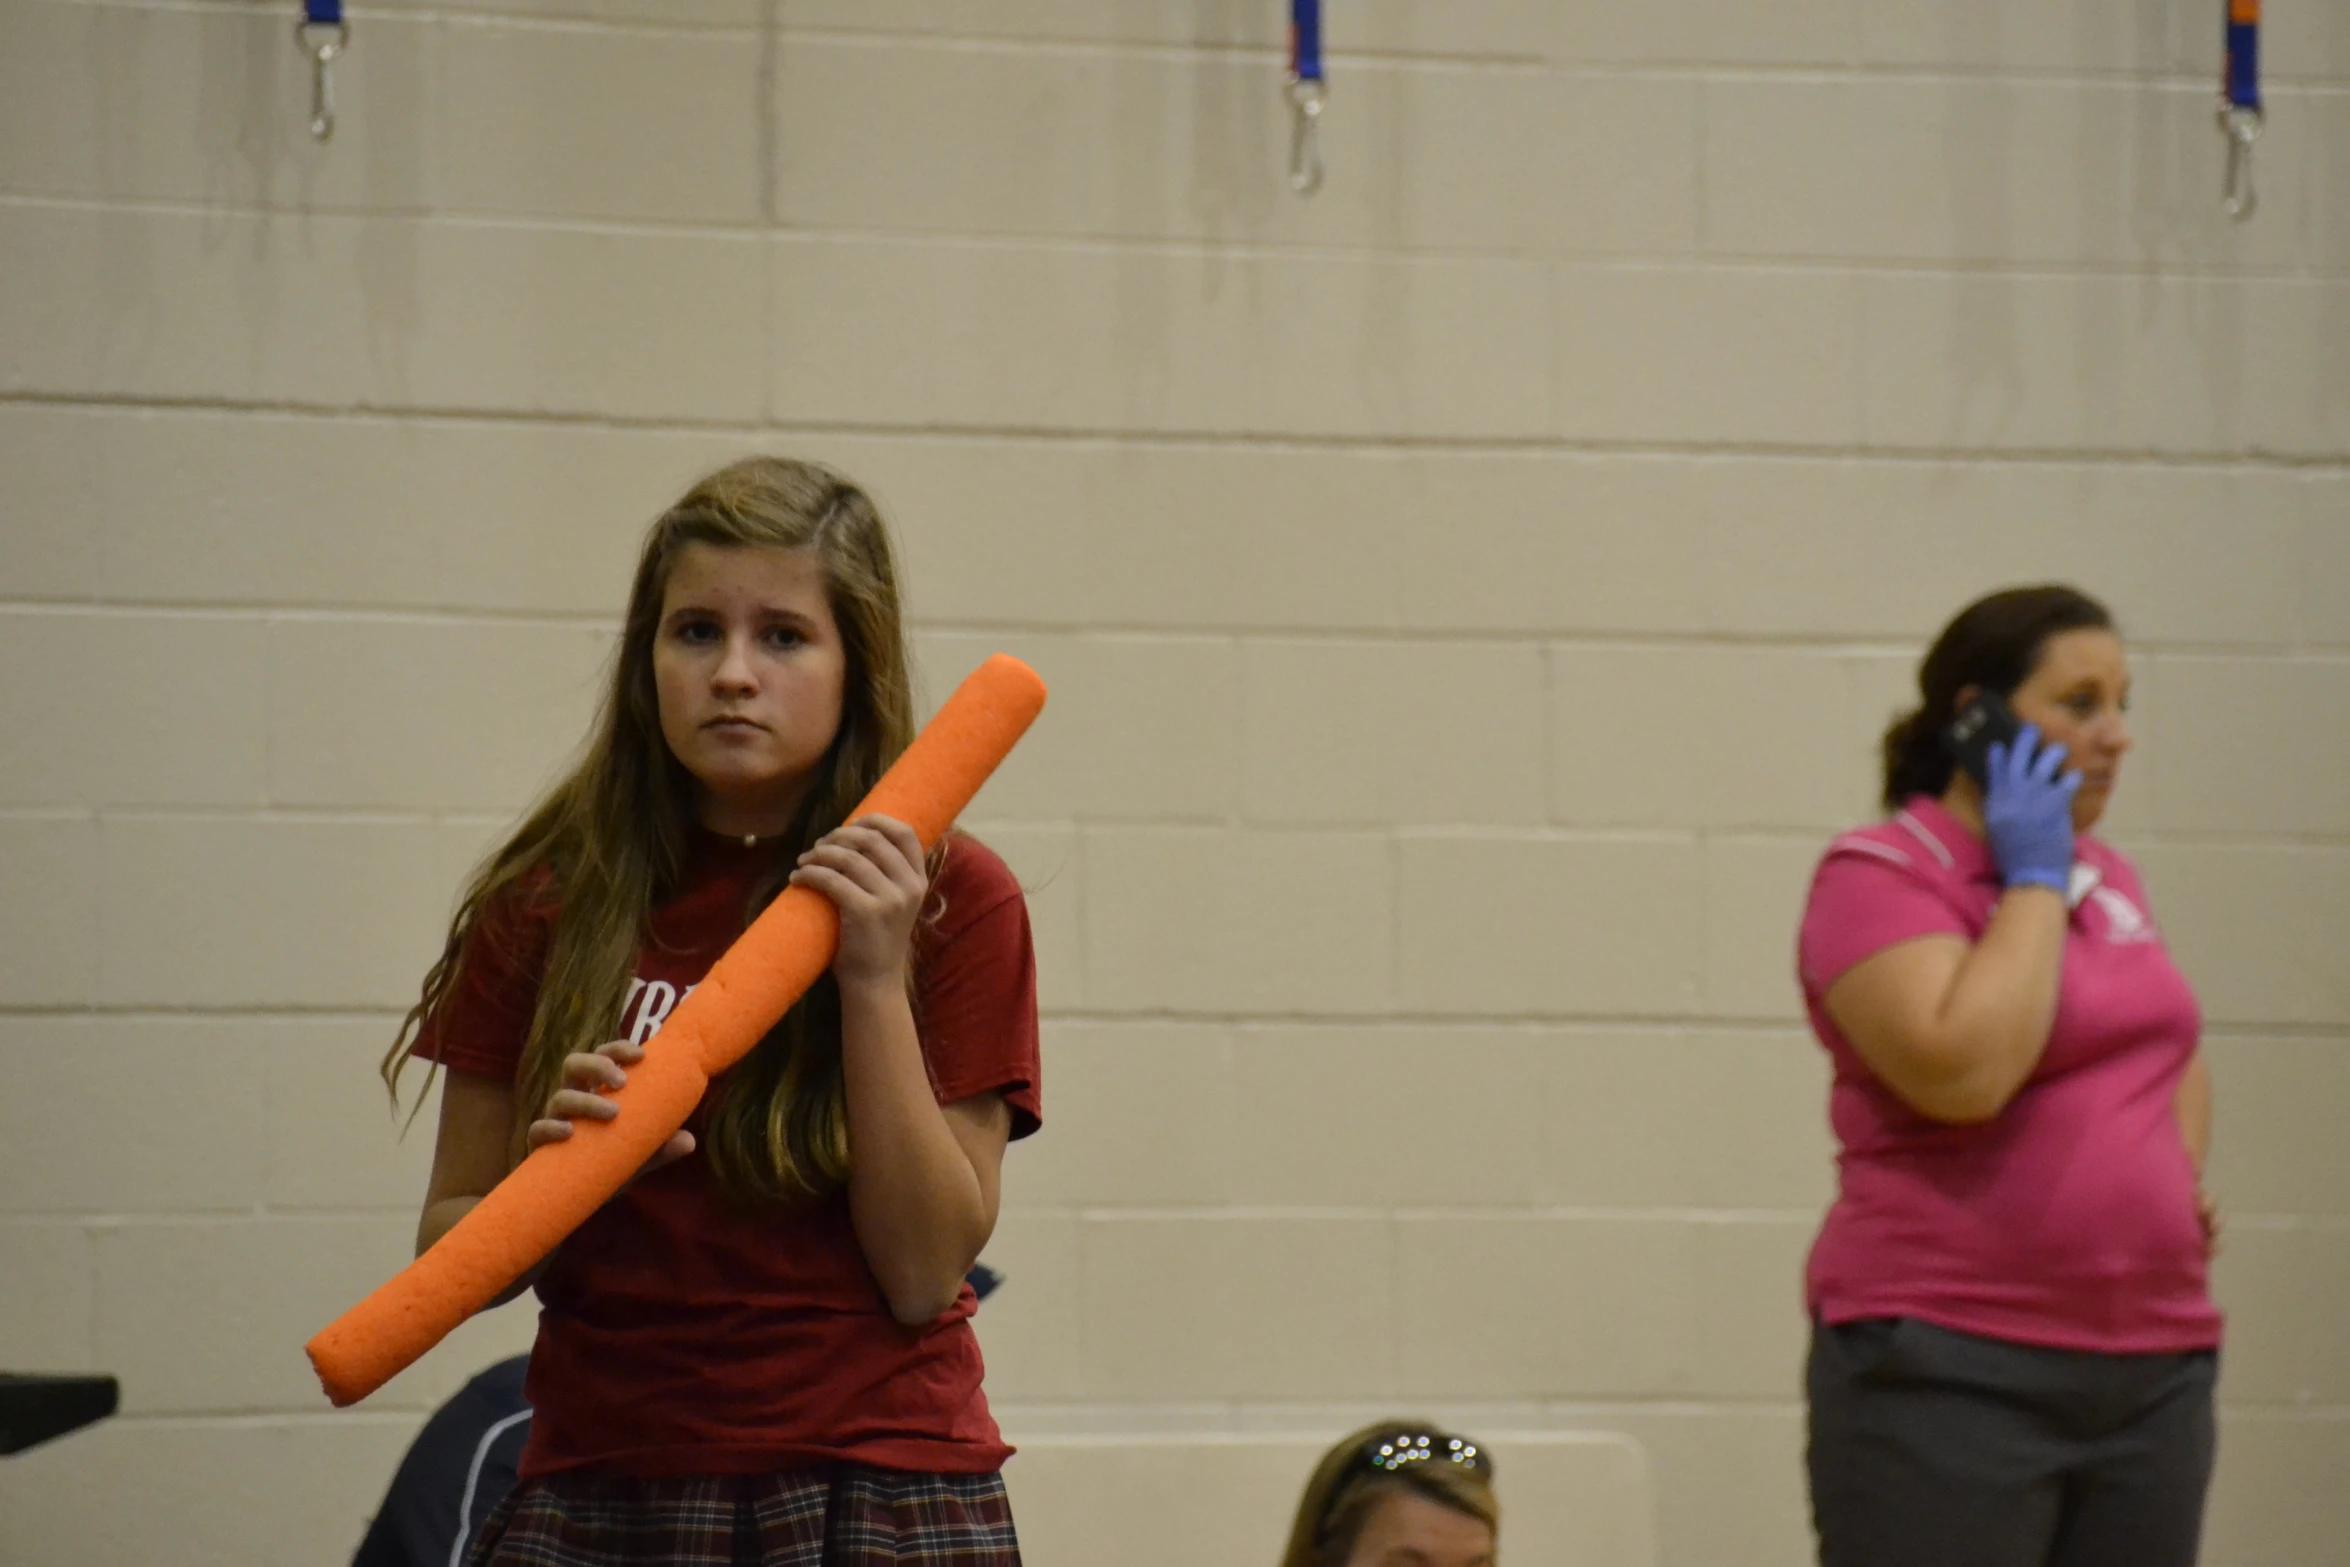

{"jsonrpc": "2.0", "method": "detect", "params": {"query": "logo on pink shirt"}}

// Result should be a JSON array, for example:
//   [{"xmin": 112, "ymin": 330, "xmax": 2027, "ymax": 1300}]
[{"xmin": 2089, "ymin": 884, "xmax": 2158, "ymax": 944}]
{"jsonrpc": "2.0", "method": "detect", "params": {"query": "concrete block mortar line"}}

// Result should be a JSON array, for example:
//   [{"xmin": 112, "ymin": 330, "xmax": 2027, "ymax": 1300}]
[
  {"xmin": 10, "ymin": 805, "xmax": 488, "ymax": 826},
  {"xmin": 1070, "ymin": 1205, "xmax": 1825, "ymax": 1224},
  {"xmin": 296, "ymin": 0, "xmax": 2347, "ymax": 98},
  {"xmin": 734, "ymin": 27, "xmax": 1548, "ymax": 71},
  {"xmin": 91, "ymin": 0, "xmax": 753, "ymax": 43},
  {"xmin": 1386, "ymin": 829, "xmax": 1406, "ymax": 1021},
  {"xmin": 2136, "ymin": 828, "xmax": 2350, "ymax": 848},
  {"xmin": 436, "ymin": 13, "xmax": 2350, "ymax": 90},
  {"xmin": 0, "ymin": 1005, "xmax": 407, "ymax": 1020},
  {"xmin": 1539, "ymin": 645, "xmax": 1560, "ymax": 830},
  {"xmin": 708, "ymin": 218, "xmax": 2350, "ymax": 278},
  {"xmin": 8, "ymin": 190, "xmax": 2349, "ymax": 281},
  {"xmin": 1065, "ymin": 826, "xmax": 1088, "ymax": 1013},
  {"xmin": 0, "ymin": 188, "xmax": 770, "ymax": 239},
  {"xmin": 26, "ymin": 600, "xmax": 2340, "ymax": 662},
  {"xmin": 6, "ymin": 389, "xmax": 2350, "ymax": 475},
  {"xmin": 992, "ymin": 1396, "xmax": 1815, "ymax": 1422},
  {"xmin": 1, "ymin": 598, "xmax": 629, "ymax": 639},
  {"xmin": 0, "ymin": 1006, "xmax": 2333, "ymax": 1040},
  {"xmin": 757, "ymin": 0, "xmax": 782, "ymax": 424},
  {"xmin": 1016, "ymin": 1006, "xmax": 2343, "ymax": 1036},
  {"xmin": 6, "ymin": 1210, "xmax": 407, "ymax": 1229},
  {"xmin": 41, "ymin": 1406, "xmax": 430, "ymax": 1432},
  {"xmin": 0, "ymin": 606, "xmax": 2319, "ymax": 666},
  {"xmin": 1691, "ymin": 75, "xmax": 1713, "ymax": 254}
]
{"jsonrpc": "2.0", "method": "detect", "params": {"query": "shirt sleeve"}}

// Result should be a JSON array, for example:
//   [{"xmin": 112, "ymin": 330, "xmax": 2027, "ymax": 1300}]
[
  {"xmin": 916, "ymin": 837, "xmax": 1043, "ymax": 1139},
  {"xmin": 1797, "ymin": 839, "xmax": 1973, "ymax": 999},
  {"xmin": 410, "ymin": 886, "xmax": 552, "ymax": 1084}
]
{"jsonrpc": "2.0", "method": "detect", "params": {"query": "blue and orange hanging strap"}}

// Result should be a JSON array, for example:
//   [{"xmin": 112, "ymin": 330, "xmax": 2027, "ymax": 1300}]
[
  {"xmin": 1287, "ymin": 0, "xmax": 1324, "ymax": 194},
  {"xmin": 2219, "ymin": 0, "xmax": 2262, "ymax": 220},
  {"xmin": 297, "ymin": 0, "xmax": 348, "ymax": 141}
]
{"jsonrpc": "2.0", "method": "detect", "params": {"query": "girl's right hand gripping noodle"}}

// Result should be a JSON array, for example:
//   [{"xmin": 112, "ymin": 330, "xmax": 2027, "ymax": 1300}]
[{"xmin": 305, "ymin": 654, "xmax": 1047, "ymax": 1408}]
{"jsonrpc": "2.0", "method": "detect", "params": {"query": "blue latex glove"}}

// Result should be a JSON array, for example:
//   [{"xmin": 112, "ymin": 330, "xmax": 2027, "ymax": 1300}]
[{"xmin": 1983, "ymin": 724, "xmax": 2079, "ymax": 892}]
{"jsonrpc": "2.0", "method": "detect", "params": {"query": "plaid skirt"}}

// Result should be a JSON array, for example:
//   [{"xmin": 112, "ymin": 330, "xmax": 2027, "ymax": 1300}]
[{"xmin": 464, "ymin": 1468, "xmax": 1021, "ymax": 1567}]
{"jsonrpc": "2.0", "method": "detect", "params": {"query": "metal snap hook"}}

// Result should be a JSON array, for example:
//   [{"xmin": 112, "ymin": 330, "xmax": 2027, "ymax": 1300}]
[
  {"xmin": 1287, "ymin": 77, "xmax": 1325, "ymax": 196},
  {"xmin": 297, "ymin": 18, "xmax": 349, "ymax": 141},
  {"xmin": 2218, "ymin": 103, "xmax": 2261, "ymax": 222}
]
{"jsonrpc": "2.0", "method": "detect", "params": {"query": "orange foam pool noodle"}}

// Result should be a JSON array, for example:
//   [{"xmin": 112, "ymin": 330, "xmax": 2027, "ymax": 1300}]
[{"xmin": 306, "ymin": 655, "xmax": 1047, "ymax": 1407}]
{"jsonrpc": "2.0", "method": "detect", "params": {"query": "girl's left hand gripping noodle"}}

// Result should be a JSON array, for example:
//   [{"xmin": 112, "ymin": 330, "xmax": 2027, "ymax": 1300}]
[{"xmin": 305, "ymin": 655, "xmax": 1047, "ymax": 1407}]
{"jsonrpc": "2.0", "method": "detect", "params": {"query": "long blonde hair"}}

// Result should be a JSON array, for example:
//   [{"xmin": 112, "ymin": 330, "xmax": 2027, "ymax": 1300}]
[
  {"xmin": 1279, "ymin": 1422, "xmax": 1499, "ymax": 1567},
  {"xmin": 382, "ymin": 456, "xmax": 916, "ymax": 1202}
]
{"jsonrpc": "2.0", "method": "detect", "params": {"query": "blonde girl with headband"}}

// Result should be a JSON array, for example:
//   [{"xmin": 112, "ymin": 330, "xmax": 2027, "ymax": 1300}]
[{"xmin": 1280, "ymin": 1422, "xmax": 1499, "ymax": 1567}]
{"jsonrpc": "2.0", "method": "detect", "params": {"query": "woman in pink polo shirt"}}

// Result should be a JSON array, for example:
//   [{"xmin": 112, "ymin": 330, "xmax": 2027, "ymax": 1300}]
[{"xmin": 1797, "ymin": 585, "xmax": 2221, "ymax": 1567}]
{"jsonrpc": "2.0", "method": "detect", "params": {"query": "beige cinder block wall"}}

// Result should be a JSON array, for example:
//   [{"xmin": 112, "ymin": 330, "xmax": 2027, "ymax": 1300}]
[{"xmin": 2, "ymin": 3, "xmax": 2345, "ymax": 1564}]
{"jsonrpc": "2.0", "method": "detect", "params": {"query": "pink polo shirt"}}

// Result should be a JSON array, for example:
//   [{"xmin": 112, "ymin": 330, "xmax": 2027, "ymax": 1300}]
[{"xmin": 1795, "ymin": 796, "xmax": 2221, "ymax": 1354}]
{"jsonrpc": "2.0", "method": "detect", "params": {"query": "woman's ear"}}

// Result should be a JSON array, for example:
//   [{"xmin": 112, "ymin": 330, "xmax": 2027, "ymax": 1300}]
[{"xmin": 1950, "ymin": 682, "xmax": 1982, "ymax": 715}]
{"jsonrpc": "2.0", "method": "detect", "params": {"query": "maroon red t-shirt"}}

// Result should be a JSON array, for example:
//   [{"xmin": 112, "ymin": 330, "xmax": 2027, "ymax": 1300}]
[{"xmin": 414, "ymin": 829, "xmax": 1041, "ymax": 1479}]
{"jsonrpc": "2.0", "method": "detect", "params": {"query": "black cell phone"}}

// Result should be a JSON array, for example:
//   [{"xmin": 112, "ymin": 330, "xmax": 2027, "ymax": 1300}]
[{"xmin": 1943, "ymin": 692, "xmax": 2023, "ymax": 790}]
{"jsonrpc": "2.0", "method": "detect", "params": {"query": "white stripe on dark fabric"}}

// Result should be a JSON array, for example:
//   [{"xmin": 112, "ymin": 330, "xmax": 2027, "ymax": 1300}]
[{"xmin": 449, "ymin": 1409, "xmax": 534, "ymax": 1567}]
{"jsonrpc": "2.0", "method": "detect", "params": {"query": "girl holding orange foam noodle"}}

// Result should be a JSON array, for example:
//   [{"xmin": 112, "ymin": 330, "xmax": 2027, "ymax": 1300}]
[{"xmin": 379, "ymin": 457, "xmax": 1039, "ymax": 1567}]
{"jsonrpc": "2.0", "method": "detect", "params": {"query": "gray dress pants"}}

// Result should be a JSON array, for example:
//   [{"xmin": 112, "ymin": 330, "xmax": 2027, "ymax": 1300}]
[{"xmin": 1807, "ymin": 1317, "xmax": 2217, "ymax": 1567}]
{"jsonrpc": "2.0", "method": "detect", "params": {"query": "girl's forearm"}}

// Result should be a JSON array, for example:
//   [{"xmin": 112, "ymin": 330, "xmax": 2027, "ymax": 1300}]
[
  {"xmin": 418, "ymin": 1194, "xmax": 546, "ymax": 1307},
  {"xmin": 838, "ymin": 978, "xmax": 992, "ymax": 1324},
  {"xmin": 417, "ymin": 1194, "xmax": 477, "ymax": 1256}
]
